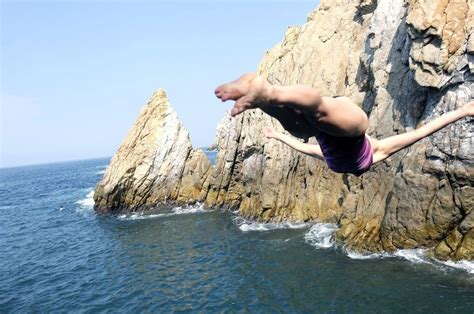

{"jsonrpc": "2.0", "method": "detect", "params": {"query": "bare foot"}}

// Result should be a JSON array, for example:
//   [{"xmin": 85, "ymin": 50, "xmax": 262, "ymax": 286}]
[
  {"xmin": 230, "ymin": 76, "xmax": 272, "ymax": 117},
  {"xmin": 214, "ymin": 72, "xmax": 256, "ymax": 102}
]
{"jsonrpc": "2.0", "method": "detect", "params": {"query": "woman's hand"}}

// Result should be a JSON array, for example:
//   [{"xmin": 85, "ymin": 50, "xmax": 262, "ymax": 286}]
[
  {"xmin": 461, "ymin": 100, "xmax": 474, "ymax": 116},
  {"xmin": 263, "ymin": 127, "xmax": 279, "ymax": 139}
]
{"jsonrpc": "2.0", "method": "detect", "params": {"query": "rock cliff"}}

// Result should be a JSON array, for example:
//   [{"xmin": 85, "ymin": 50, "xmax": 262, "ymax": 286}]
[{"xmin": 94, "ymin": 0, "xmax": 473, "ymax": 261}]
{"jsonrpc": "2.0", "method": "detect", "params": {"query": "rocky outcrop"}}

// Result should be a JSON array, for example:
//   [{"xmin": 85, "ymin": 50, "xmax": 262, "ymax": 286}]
[
  {"xmin": 336, "ymin": 0, "xmax": 474, "ymax": 261},
  {"xmin": 94, "ymin": 0, "xmax": 473, "ymax": 261},
  {"xmin": 93, "ymin": 90, "xmax": 211, "ymax": 213}
]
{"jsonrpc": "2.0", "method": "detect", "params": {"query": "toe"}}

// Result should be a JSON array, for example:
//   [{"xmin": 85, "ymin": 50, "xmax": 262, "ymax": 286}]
[
  {"xmin": 231, "ymin": 98, "xmax": 251, "ymax": 116},
  {"xmin": 231, "ymin": 103, "xmax": 245, "ymax": 117},
  {"xmin": 215, "ymin": 85, "xmax": 225, "ymax": 95},
  {"xmin": 221, "ymin": 92, "xmax": 232, "ymax": 102},
  {"xmin": 231, "ymin": 106, "xmax": 242, "ymax": 117},
  {"xmin": 235, "ymin": 96, "xmax": 252, "ymax": 109}
]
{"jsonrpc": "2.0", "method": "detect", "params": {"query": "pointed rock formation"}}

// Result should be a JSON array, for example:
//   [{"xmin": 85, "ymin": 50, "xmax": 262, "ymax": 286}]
[{"xmin": 93, "ymin": 90, "xmax": 211, "ymax": 213}]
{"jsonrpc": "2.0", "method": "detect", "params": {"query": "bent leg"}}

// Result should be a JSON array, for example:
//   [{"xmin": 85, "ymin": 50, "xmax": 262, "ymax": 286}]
[
  {"xmin": 372, "ymin": 108, "xmax": 468, "ymax": 163},
  {"xmin": 259, "ymin": 105, "xmax": 318, "ymax": 140},
  {"xmin": 231, "ymin": 75, "xmax": 369, "ymax": 137},
  {"xmin": 271, "ymin": 85, "xmax": 368, "ymax": 136}
]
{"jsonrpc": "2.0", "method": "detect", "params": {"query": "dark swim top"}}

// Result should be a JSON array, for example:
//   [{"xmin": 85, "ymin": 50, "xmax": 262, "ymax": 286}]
[{"xmin": 315, "ymin": 131, "xmax": 373, "ymax": 176}]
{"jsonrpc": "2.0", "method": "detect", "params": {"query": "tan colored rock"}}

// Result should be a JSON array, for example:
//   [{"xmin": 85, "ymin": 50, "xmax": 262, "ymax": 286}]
[
  {"xmin": 407, "ymin": 0, "xmax": 471, "ymax": 87},
  {"xmin": 203, "ymin": 0, "xmax": 473, "ymax": 260},
  {"xmin": 435, "ymin": 220, "xmax": 474, "ymax": 260},
  {"xmin": 94, "ymin": 0, "xmax": 473, "ymax": 261},
  {"xmin": 93, "ymin": 90, "xmax": 210, "ymax": 212},
  {"xmin": 177, "ymin": 149, "xmax": 212, "ymax": 203}
]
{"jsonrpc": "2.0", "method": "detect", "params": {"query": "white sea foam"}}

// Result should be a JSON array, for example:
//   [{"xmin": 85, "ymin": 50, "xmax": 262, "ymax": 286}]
[
  {"xmin": 74, "ymin": 189, "xmax": 95, "ymax": 215},
  {"xmin": 442, "ymin": 260, "xmax": 474, "ymax": 274},
  {"xmin": 172, "ymin": 203, "xmax": 209, "ymax": 215},
  {"xmin": 345, "ymin": 247, "xmax": 474, "ymax": 275},
  {"xmin": 300, "ymin": 223, "xmax": 473, "ymax": 275},
  {"xmin": 394, "ymin": 249, "xmax": 430, "ymax": 264},
  {"xmin": 117, "ymin": 203, "xmax": 210, "ymax": 221},
  {"xmin": 76, "ymin": 190, "xmax": 95, "ymax": 208},
  {"xmin": 233, "ymin": 216, "xmax": 308, "ymax": 232},
  {"xmin": 345, "ymin": 251, "xmax": 390, "ymax": 260},
  {"xmin": 346, "ymin": 248, "xmax": 429, "ymax": 262},
  {"xmin": 94, "ymin": 164, "xmax": 107, "ymax": 175},
  {"xmin": 303, "ymin": 223, "xmax": 338, "ymax": 248},
  {"xmin": 117, "ymin": 213, "xmax": 169, "ymax": 220}
]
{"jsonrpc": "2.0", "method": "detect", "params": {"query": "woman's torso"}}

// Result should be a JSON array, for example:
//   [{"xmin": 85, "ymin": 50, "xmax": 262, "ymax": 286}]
[{"xmin": 315, "ymin": 130, "xmax": 373, "ymax": 176}]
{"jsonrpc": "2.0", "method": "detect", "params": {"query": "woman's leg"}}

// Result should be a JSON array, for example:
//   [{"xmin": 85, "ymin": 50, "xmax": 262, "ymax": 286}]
[
  {"xmin": 214, "ymin": 73, "xmax": 256, "ymax": 101},
  {"xmin": 220, "ymin": 74, "xmax": 369, "ymax": 137},
  {"xmin": 371, "ymin": 105, "xmax": 471, "ymax": 163},
  {"xmin": 216, "ymin": 73, "xmax": 318, "ymax": 139}
]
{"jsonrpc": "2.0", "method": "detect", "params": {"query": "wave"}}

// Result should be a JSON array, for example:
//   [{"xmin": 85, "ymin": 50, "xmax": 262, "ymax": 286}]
[
  {"xmin": 346, "ymin": 248, "xmax": 474, "ymax": 274},
  {"xmin": 397, "ymin": 251, "xmax": 474, "ymax": 274},
  {"xmin": 117, "ymin": 213, "xmax": 169, "ymax": 220},
  {"xmin": 76, "ymin": 190, "xmax": 95, "ymax": 208},
  {"xmin": 303, "ymin": 223, "xmax": 338, "ymax": 248},
  {"xmin": 345, "ymin": 248, "xmax": 432, "ymax": 263},
  {"xmin": 345, "ymin": 251, "xmax": 390, "ymax": 260},
  {"xmin": 301, "ymin": 224, "xmax": 473, "ymax": 274},
  {"xmin": 345, "ymin": 249, "xmax": 431, "ymax": 263},
  {"xmin": 233, "ymin": 216, "xmax": 309, "ymax": 232},
  {"xmin": 74, "ymin": 189, "xmax": 95, "ymax": 215},
  {"xmin": 442, "ymin": 260, "xmax": 474, "ymax": 274},
  {"xmin": 94, "ymin": 165, "xmax": 107, "ymax": 175},
  {"xmin": 393, "ymin": 248, "xmax": 431, "ymax": 264},
  {"xmin": 117, "ymin": 203, "xmax": 210, "ymax": 221}
]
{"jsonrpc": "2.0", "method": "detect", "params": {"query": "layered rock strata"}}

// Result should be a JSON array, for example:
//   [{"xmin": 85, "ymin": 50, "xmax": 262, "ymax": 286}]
[
  {"xmin": 94, "ymin": 0, "xmax": 473, "ymax": 260},
  {"xmin": 93, "ymin": 90, "xmax": 211, "ymax": 213}
]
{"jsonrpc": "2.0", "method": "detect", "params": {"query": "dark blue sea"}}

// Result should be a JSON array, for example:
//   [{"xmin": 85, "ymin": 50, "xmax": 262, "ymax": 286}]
[{"xmin": 1, "ymin": 157, "xmax": 473, "ymax": 312}]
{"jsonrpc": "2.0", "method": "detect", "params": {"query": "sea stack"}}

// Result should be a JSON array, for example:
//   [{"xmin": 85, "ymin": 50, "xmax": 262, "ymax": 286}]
[{"xmin": 93, "ymin": 90, "xmax": 211, "ymax": 213}]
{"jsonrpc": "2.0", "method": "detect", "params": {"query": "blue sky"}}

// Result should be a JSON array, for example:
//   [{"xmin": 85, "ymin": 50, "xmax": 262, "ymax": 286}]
[{"xmin": 1, "ymin": 0, "xmax": 318, "ymax": 168}]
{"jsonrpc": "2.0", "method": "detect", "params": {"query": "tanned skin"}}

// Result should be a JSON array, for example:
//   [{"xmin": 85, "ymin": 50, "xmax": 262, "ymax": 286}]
[{"xmin": 215, "ymin": 73, "xmax": 474, "ymax": 164}]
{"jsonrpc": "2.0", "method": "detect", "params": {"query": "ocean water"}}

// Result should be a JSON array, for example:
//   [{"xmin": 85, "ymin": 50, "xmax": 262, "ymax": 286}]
[{"xmin": 1, "ymin": 158, "xmax": 473, "ymax": 312}]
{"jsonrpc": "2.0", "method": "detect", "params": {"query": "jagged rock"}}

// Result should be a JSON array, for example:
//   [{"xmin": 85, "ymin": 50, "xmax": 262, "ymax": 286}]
[
  {"xmin": 203, "ymin": 0, "xmax": 473, "ymax": 260},
  {"xmin": 94, "ymin": 90, "xmax": 210, "ymax": 212},
  {"xmin": 177, "ymin": 149, "xmax": 212, "ymax": 203},
  {"xmin": 94, "ymin": 0, "xmax": 473, "ymax": 261},
  {"xmin": 406, "ymin": 0, "xmax": 471, "ymax": 87}
]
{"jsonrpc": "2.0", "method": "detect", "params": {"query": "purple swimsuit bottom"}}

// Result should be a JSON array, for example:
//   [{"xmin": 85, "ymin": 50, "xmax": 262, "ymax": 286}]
[{"xmin": 315, "ymin": 131, "xmax": 373, "ymax": 176}]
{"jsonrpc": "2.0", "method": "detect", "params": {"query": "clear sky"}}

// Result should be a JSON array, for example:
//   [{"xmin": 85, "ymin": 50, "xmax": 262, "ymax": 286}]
[{"xmin": 1, "ymin": 0, "xmax": 318, "ymax": 168}]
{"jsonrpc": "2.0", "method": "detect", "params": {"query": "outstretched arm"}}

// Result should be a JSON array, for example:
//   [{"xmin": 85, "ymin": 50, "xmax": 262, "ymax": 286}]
[
  {"xmin": 373, "ymin": 101, "xmax": 474, "ymax": 163},
  {"xmin": 263, "ymin": 127, "xmax": 325, "ymax": 160}
]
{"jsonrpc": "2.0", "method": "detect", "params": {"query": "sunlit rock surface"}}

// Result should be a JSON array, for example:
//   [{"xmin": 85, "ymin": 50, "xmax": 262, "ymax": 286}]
[
  {"xmin": 95, "ymin": 0, "xmax": 473, "ymax": 261},
  {"xmin": 94, "ymin": 90, "xmax": 210, "ymax": 213}
]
